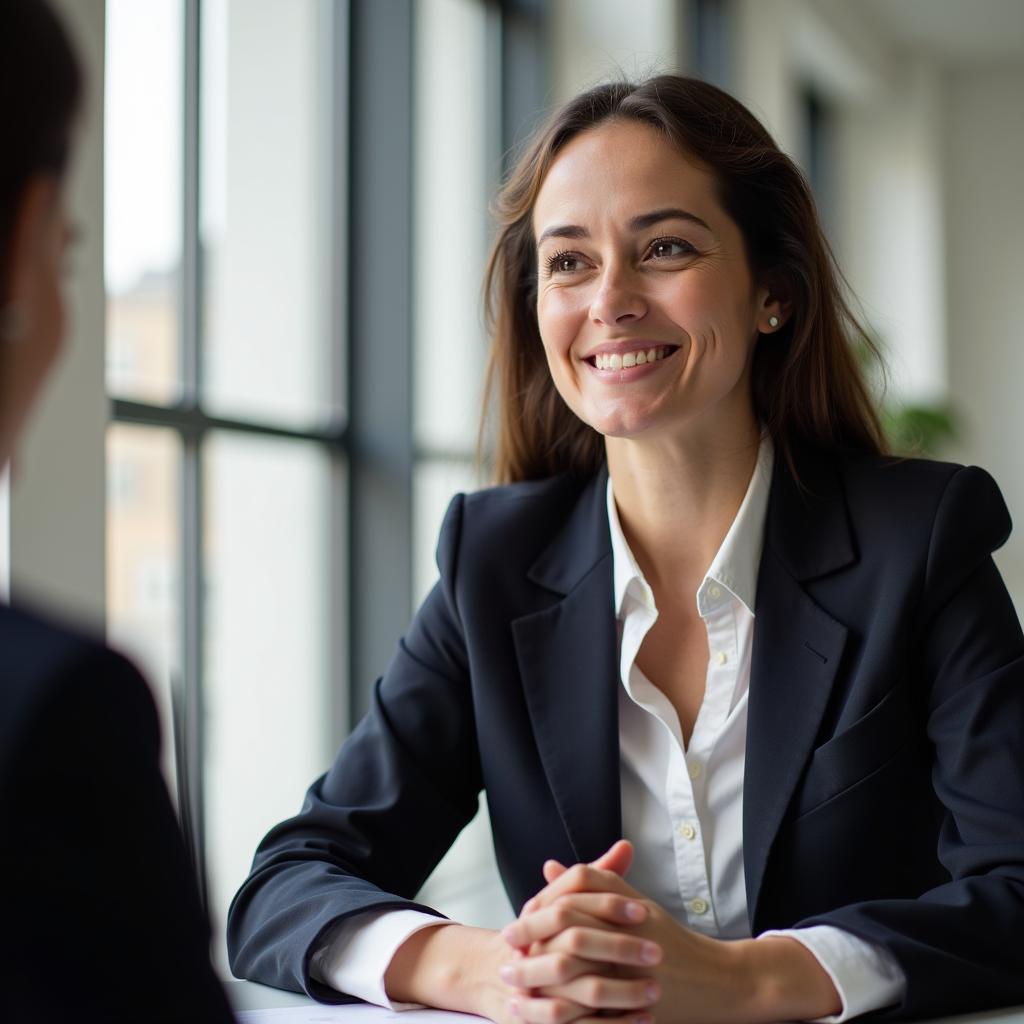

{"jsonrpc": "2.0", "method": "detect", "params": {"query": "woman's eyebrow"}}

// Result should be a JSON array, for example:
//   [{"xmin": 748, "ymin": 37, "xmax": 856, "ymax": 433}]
[
  {"xmin": 629, "ymin": 207, "xmax": 712, "ymax": 233},
  {"xmin": 536, "ymin": 207, "xmax": 713, "ymax": 247}
]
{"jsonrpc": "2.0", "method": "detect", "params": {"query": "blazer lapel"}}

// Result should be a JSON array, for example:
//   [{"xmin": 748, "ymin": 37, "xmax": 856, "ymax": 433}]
[
  {"xmin": 512, "ymin": 469, "xmax": 623, "ymax": 864},
  {"xmin": 744, "ymin": 447, "xmax": 856, "ymax": 928}
]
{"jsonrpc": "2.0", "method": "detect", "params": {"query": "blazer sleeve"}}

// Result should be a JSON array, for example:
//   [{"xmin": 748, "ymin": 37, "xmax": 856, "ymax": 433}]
[
  {"xmin": 227, "ymin": 493, "xmax": 483, "ymax": 1002},
  {"xmin": 799, "ymin": 466, "xmax": 1024, "ymax": 1019},
  {"xmin": 3, "ymin": 641, "xmax": 234, "ymax": 1023}
]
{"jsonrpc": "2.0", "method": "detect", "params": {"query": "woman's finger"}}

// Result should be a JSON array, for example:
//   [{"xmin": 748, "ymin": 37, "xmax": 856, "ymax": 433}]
[
  {"xmin": 503, "ymin": 899, "xmax": 654, "ymax": 952},
  {"xmin": 500, "ymin": 951, "xmax": 597, "ymax": 989},
  {"xmin": 540, "ymin": 974, "xmax": 660, "ymax": 1012},
  {"xmin": 502, "ymin": 943, "xmax": 660, "ymax": 990},
  {"xmin": 529, "ymin": 840, "xmax": 634, "ymax": 910},
  {"xmin": 512, "ymin": 864, "xmax": 637, "ymax": 929},
  {"xmin": 540, "ymin": 924, "xmax": 662, "ymax": 968},
  {"xmin": 540, "ymin": 839, "xmax": 633, "ymax": 889},
  {"xmin": 507, "ymin": 976, "xmax": 658, "ymax": 1023}
]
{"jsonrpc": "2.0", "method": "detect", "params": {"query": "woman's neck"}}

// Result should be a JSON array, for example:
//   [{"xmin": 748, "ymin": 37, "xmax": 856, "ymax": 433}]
[{"xmin": 605, "ymin": 422, "xmax": 762, "ymax": 597}]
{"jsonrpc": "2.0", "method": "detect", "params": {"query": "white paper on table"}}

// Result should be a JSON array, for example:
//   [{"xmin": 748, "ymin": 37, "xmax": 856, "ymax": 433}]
[{"xmin": 236, "ymin": 1004, "xmax": 486, "ymax": 1024}]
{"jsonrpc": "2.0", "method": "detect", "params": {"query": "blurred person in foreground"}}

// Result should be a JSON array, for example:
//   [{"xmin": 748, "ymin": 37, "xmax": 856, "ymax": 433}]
[
  {"xmin": 0, "ymin": 1, "xmax": 234, "ymax": 1020},
  {"xmin": 229, "ymin": 76, "xmax": 1024, "ymax": 1023}
]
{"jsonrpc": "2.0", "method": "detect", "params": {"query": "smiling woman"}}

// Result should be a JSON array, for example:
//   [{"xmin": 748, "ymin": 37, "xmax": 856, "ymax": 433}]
[
  {"xmin": 228, "ymin": 75, "xmax": 1024, "ymax": 1024},
  {"xmin": 482, "ymin": 77, "xmax": 885, "ymax": 486}
]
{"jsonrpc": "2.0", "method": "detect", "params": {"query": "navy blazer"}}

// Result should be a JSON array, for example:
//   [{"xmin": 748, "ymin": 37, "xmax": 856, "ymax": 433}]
[
  {"xmin": 0, "ymin": 604, "xmax": 235, "ymax": 1024},
  {"xmin": 228, "ymin": 446, "xmax": 1024, "ymax": 1019}
]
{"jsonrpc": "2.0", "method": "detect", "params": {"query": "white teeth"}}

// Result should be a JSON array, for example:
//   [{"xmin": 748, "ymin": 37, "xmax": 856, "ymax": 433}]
[{"xmin": 593, "ymin": 346, "xmax": 671, "ymax": 370}]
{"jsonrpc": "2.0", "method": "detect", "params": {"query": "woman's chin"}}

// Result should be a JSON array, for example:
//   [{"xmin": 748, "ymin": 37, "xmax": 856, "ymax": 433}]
[{"xmin": 578, "ymin": 398, "xmax": 670, "ymax": 440}]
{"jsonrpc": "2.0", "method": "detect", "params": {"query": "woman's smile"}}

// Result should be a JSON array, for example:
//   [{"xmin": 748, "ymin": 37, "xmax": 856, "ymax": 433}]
[{"xmin": 582, "ymin": 342, "xmax": 681, "ymax": 378}]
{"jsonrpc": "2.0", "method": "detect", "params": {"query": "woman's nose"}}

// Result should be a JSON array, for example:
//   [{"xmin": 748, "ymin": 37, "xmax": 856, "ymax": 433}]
[{"xmin": 588, "ymin": 268, "xmax": 647, "ymax": 326}]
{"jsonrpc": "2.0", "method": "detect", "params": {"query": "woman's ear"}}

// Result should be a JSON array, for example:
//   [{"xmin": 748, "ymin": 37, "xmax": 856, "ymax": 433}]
[
  {"xmin": 2, "ymin": 176, "xmax": 58, "ymax": 325},
  {"xmin": 756, "ymin": 276, "xmax": 793, "ymax": 335}
]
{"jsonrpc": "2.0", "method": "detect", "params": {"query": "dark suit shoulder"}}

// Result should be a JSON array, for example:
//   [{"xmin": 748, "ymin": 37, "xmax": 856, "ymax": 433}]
[
  {"xmin": 461, "ymin": 472, "xmax": 591, "ymax": 525},
  {"xmin": 449, "ymin": 473, "xmax": 597, "ymax": 575},
  {"xmin": 0, "ymin": 604, "xmax": 154, "ymax": 774},
  {"xmin": 830, "ymin": 449, "xmax": 1002, "ymax": 537}
]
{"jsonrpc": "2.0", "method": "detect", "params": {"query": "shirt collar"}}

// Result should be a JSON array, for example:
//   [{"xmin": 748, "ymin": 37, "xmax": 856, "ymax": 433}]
[{"xmin": 607, "ymin": 437, "xmax": 774, "ymax": 618}]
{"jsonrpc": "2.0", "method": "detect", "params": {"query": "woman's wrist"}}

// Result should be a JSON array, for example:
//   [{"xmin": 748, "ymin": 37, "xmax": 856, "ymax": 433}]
[
  {"xmin": 384, "ymin": 923, "xmax": 509, "ymax": 1017},
  {"xmin": 738, "ymin": 935, "xmax": 843, "ymax": 1023}
]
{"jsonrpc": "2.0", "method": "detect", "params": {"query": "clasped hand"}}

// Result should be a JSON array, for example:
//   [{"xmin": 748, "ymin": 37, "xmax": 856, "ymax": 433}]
[{"xmin": 497, "ymin": 840, "xmax": 746, "ymax": 1024}]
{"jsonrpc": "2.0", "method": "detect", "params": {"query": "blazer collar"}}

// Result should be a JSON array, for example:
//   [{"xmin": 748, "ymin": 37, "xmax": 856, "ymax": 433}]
[
  {"xmin": 524, "ymin": 442, "xmax": 858, "ymax": 595},
  {"xmin": 515, "ymin": 465, "xmax": 621, "ymax": 865},
  {"xmin": 526, "ymin": 466, "xmax": 613, "ymax": 595},
  {"xmin": 744, "ymin": 442, "xmax": 859, "ymax": 928}
]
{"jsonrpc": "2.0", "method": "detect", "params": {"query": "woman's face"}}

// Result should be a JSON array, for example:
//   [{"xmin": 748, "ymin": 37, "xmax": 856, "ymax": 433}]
[
  {"xmin": 0, "ymin": 175, "xmax": 71, "ymax": 467},
  {"xmin": 531, "ymin": 119, "xmax": 781, "ymax": 447}
]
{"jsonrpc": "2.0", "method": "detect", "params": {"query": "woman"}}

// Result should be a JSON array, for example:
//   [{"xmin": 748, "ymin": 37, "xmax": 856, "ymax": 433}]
[
  {"xmin": 228, "ymin": 76, "xmax": 1024, "ymax": 1023},
  {"xmin": 0, "ymin": 2, "xmax": 234, "ymax": 1020}
]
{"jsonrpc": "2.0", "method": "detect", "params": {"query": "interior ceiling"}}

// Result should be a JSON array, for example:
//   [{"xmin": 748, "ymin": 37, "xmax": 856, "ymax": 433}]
[{"xmin": 858, "ymin": 0, "xmax": 1024, "ymax": 65}]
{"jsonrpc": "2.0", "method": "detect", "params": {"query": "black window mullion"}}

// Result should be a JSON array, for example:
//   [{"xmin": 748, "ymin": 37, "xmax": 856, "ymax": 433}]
[
  {"xmin": 177, "ymin": 0, "xmax": 207, "ymax": 909},
  {"xmin": 346, "ymin": 0, "xmax": 415, "ymax": 726},
  {"xmin": 328, "ymin": 0, "xmax": 352, "ymax": 749}
]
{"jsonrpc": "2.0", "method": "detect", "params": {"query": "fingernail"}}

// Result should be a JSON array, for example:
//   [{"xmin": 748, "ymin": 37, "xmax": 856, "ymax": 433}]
[
  {"xmin": 646, "ymin": 983, "xmax": 660, "ymax": 1001},
  {"xmin": 637, "ymin": 1015, "xmax": 653, "ymax": 1024},
  {"xmin": 501, "ymin": 925, "xmax": 520, "ymax": 945},
  {"xmin": 641, "ymin": 941, "xmax": 661, "ymax": 964},
  {"xmin": 507, "ymin": 998, "xmax": 520, "ymax": 1017},
  {"xmin": 499, "ymin": 965, "xmax": 518, "ymax": 984},
  {"xmin": 625, "ymin": 901, "xmax": 645, "ymax": 921}
]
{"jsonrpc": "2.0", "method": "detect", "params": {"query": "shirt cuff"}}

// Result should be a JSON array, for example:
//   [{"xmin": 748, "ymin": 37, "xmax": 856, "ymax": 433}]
[
  {"xmin": 758, "ymin": 925, "xmax": 906, "ymax": 1022},
  {"xmin": 310, "ymin": 908, "xmax": 453, "ymax": 1009}
]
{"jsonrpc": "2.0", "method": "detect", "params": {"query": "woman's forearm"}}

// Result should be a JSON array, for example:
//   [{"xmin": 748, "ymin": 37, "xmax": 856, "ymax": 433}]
[{"xmin": 384, "ymin": 923, "xmax": 510, "ymax": 1018}]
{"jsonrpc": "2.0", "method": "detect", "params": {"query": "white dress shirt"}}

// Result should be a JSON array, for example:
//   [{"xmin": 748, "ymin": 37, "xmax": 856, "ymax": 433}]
[{"xmin": 312, "ymin": 439, "xmax": 907, "ymax": 1018}]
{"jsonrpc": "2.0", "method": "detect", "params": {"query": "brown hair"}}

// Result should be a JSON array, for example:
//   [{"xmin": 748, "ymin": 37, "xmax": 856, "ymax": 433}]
[
  {"xmin": 481, "ymin": 75, "xmax": 886, "ymax": 483},
  {"xmin": 0, "ymin": 0, "xmax": 82, "ymax": 303}
]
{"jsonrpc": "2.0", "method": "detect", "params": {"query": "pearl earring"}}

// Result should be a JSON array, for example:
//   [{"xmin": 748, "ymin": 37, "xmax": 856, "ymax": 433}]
[{"xmin": 768, "ymin": 315, "xmax": 780, "ymax": 329}]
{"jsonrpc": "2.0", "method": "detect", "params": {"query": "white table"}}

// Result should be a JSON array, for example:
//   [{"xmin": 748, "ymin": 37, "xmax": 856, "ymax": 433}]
[{"xmin": 227, "ymin": 981, "xmax": 1024, "ymax": 1023}]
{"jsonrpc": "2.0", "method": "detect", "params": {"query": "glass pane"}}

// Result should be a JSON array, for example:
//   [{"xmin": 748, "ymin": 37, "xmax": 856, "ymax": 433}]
[
  {"xmin": 200, "ymin": 0, "xmax": 337, "ymax": 428},
  {"xmin": 204, "ymin": 433, "xmax": 333, "ymax": 960},
  {"xmin": 106, "ymin": 425, "xmax": 182, "ymax": 793},
  {"xmin": 414, "ymin": 0, "xmax": 493, "ymax": 453},
  {"xmin": 104, "ymin": 0, "xmax": 183, "ymax": 404}
]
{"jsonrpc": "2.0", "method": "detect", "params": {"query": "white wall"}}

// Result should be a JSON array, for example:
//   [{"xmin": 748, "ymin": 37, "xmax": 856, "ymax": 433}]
[
  {"xmin": 834, "ymin": 57, "xmax": 947, "ymax": 403},
  {"xmin": 550, "ymin": 0, "xmax": 686, "ymax": 104},
  {"xmin": 8, "ymin": 0, "xmax": 107, "ymax": 630},
  {"xmin": 944, "ymin": 63, "xmax": 1024, "ymax": 609}
]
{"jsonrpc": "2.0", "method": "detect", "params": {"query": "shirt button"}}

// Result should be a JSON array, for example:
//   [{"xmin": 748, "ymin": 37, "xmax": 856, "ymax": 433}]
[
  {"xmin": 679, "ymin": 823, "xmax": 696, "ymax": 840},
  {"xmin": 708, "ymin": 584, "xmax": 722, "ymax": 600},
  {"xmin": 688, "ymin": 761, "xmax": 703, "ymax": 780},
  {"xmin": 688, "ymin": 898, "xmax": 709, "ymax": 915},
  {"xmin": 715, "ymin": 651, "xmax": 728, "ymax": 666}
]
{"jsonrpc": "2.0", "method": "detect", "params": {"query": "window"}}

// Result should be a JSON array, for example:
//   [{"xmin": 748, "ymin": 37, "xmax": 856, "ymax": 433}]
[{"xmin": 104, "ymin": 0, "xmax": 344, "ymax": 960}]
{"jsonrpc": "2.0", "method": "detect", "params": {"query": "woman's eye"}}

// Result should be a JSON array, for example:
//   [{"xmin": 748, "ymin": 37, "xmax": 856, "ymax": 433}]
[
  {"xmin": 545, "ymin": 251, "xmax": 583, "ymax": 275},
  {"xmin": 648, "ymin": 239, "xmax": 694, "ymax": 260}
]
